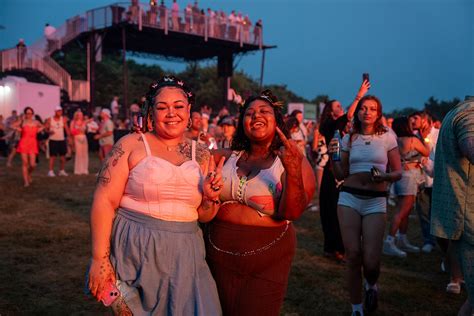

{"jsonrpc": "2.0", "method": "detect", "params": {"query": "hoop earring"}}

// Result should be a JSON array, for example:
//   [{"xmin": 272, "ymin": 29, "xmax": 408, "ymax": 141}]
[{"xmin": 187, "ymin": 118, "xmax": 192, "ymax": 129}]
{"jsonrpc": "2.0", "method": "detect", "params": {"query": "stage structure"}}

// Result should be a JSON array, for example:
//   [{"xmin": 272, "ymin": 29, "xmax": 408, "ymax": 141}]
[{"xmin": 0, "ymin": 2, "xmax": 275, "ymax": 114}]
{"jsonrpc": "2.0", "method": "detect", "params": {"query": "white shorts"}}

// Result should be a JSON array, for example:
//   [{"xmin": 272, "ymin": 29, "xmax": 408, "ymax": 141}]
[{"xmin": 338, "ymin": 191, "xmax": 387, "ymax": 216}]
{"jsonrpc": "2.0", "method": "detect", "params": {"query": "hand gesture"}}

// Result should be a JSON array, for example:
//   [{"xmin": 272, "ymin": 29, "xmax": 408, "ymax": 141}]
[
  {"xmin": 203, "ymin": 155, "xmax": 225, "ymax": 202},
  {"xmin": 357, "ymin": 79, "xmax": 371, "ymax": 98},
  {"xmin": 275, "ymin": 127, "xmax": 303, "ymax": 176},
  {"xmin": 88, "ymin": 256, "xmax": 116, "ymax": 301},
  {"xmin": 201, "ymin": 105, "xmax": 212, "ymax": 116}
]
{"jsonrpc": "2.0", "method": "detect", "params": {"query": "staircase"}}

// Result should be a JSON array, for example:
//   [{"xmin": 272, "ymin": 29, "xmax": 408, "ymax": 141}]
[{"xmin": 0, "ymin": 13, "xmax": 90, "ymax": 102}]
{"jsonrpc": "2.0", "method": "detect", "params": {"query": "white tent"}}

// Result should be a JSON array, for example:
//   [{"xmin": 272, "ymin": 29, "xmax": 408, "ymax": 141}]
[{"xmin": 0, "ymin": 76, "xmax": 60, "ymax": 120}]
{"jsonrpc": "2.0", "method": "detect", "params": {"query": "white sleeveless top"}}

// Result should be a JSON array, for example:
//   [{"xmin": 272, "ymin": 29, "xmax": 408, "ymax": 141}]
[
  {"xmin": 49, "ymin": 116, "xmax": 65, "ymax": 141},
  {"xmin": 119, "ymin": 133, "xmax": 203, "ymax": 222},
  {"xmin": 220, "ymin": 151, "xmax": 285, "ymax": 216}
]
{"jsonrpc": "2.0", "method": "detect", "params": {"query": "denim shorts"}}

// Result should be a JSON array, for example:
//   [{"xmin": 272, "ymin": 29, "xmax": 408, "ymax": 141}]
[
  {"xmin": 394, "ymin": 168, "xmax": 422, "ymax": 196},
  {"xmin": 338, "ymin": 191, "xmax": 387, "ymax": 216}
]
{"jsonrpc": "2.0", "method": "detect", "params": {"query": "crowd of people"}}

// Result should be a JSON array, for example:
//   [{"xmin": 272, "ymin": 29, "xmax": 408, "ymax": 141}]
[
  {"xmin": 1, "ymin": 75, "xmax": 472, "ymax": 316},
  {"xmin": 124, "ymin": 0, "xmax": 263, "ymax": 44}
]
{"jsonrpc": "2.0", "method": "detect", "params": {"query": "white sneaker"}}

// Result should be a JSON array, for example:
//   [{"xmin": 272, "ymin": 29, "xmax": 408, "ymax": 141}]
[
  {"xmin": 383, "ymin": 240, "xmax": 407, "ymax": 258},
  {"xmin": 421, "ymin": 243, "xmax": 434, "ymax": 253},
  {"xmin": 397, "ymin": 236, "xmax": 420, "ymax": 253},
  {"xmin": 58, "ymin": 170, "xmax": 68, "ymax": 176},
  {"xmin": 47, "ymin": 170, "xmax": 56, "ymax": 177}
]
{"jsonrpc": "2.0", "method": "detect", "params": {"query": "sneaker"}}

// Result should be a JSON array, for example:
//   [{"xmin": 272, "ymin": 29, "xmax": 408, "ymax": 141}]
[
  {"xmin": 397, "ymin": 237, "xmax": 420, "ymax": 253},
  {"xmin": 364, "ymin": 288, "xmax": 378, "ymax": 313},
  {"xmin": 58, "ymin": 170, "xmax": 68, "ymax": 176},
  {"xmin": 47, "ymin": 170, "xmax": 56, "ymax": 177},
  {"xmin": 446, "ymin": 282, "xmax": 461, "ymax": 294},
  {"xmin": 421, "ymin": 243, "xmax": 434, "ymax": 253},
  {"xmin": 383, "ymin": 240, "xmax": 407, "ymax": 257}
]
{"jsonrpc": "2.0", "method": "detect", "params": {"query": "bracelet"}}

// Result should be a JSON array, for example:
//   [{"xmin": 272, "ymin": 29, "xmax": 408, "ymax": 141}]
[
  {"xmin": 203, "ymin": 196, "xmax": 220, "ymax": 205},
  {"xmin": 355, "ymin": 96, "xmax": 362, "ymax": 101}
]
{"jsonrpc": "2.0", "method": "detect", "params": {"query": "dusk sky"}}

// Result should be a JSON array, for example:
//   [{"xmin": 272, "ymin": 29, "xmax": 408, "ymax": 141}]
[{"xmin": 1, "ymin": 0, "xmax": 472, "ymax": 112}]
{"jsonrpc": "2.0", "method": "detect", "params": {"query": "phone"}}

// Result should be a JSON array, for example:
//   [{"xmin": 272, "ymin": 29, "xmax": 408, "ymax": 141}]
[
  {"xmin": 363, "ymin": 73, "xmax": 370, "ymax": 82},
  {"xmin": 371, "ymin": 166, "xmax": 380, "ymax": 178},
  {"xmin": 137, "ymin": 115, "xmax": 143, "ymax": 130},
  {"xmin": 100, "ymin": 282, "xmax": 120, "ymax": 307}
]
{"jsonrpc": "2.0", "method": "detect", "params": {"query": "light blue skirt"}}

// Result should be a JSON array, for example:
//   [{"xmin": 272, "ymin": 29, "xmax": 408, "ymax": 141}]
[{"xmin": 110, "ymin": 208, "xmax": 222, "ymax": 316}]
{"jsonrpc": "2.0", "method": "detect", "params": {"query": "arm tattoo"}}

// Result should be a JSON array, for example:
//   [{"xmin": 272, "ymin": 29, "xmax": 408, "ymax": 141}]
[
  {"xmin": 459, "ymin": 137, "xmax": 474, "ymax": 164},
  {"xmin": 137, "ymin": 136, "xmax": 143, "ymax": 142},
  {"xmin": 97, "ymin": 144, "xmax": 125, "ymax": 186}
]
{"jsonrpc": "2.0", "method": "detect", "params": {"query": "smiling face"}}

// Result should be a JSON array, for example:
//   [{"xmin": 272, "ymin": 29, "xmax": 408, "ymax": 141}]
[
  {"xmin": 190, "ymin": 111, "xmax": 202, "ymax": 131},
  {"xmin": 242, "ymin": 99, "xmax": 276, "ymax": 143},
  {"xmin": 153, "ymin": 87, "xmax": 190, "ymax": 140},
  {"xmin": 357, "ymin": 99, "xmax": 380, "ymax": 126}
]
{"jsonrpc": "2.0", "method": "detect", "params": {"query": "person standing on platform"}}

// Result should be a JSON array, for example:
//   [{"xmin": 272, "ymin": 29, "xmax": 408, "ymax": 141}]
[
  {"xmin": 171, "ymin": 0, "xmax": 180, "ymax": 31},
  {"xmin": 16, "ymin": 39, "xmax": 27, "ymax": 69}
]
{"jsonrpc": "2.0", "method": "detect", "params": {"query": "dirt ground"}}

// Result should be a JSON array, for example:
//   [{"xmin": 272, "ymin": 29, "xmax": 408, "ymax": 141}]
[{"xmin": 0, "ymin": 154, "xmax": 466, "ymax": 315}]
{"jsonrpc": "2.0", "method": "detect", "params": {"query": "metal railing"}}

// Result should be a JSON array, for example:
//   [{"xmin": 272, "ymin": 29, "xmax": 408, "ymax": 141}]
[
  {"xmin": 84, "ymin": 2, "xmax": 263, "ymax": 48},
  {"xmin": 0, "ymin": 2, "xmax": 263, "ymax": 103}
]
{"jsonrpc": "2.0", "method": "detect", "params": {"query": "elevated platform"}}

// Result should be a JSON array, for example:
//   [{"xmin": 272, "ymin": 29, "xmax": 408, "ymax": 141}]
[{"xmin": 1, "ymin": 2, "xmax": 275, "ymax": 107}]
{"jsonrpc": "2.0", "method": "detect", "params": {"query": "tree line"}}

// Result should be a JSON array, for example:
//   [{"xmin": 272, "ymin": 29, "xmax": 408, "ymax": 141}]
[{"xmin": 55, "ymin": 49, "xmax": 460, "ymax": 121}]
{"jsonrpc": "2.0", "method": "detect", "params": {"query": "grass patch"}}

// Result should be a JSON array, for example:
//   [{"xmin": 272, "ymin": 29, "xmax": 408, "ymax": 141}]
[{"xmin": 0, "ymin": 155, "xmax": 466, "ymax": 315}]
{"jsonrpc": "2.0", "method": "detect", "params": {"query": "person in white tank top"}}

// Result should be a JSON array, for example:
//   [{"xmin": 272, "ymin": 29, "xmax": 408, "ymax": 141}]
[
  {"xmin": 87, "ymin": 76, "xmax": 223, "ymax": 315},
  {"xmin": 45, "ymin": 106, "xmax": 70, "ymax": 177}
]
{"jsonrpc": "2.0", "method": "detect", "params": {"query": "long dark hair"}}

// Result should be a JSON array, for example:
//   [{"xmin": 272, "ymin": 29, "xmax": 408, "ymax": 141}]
[
  {"xmin": 142, "ymin": 75, "xmax": 194, "ymax": 132},
  {"xmin": 392, "ymin": 116, "xmax": 416, "ymax": 138},
  {"xmin": 319, "ymin": 100, "xmax": 337, "ymax": 132},
  {"xmin": 231, "ymin": 89, "xmax": 290, "ymax": 153}
]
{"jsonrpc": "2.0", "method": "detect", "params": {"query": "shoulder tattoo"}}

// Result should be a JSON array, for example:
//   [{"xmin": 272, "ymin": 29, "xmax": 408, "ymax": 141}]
[
  {"xmin": 97, "ymin": 143, "xmax": 125, "ymax": 186},
  {"xmin": 195, "ymin": 143, "xmax": 210, "ymax": 165}
]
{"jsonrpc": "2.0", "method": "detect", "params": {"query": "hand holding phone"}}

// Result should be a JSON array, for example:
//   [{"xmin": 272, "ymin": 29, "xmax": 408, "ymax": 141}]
[
  {"xmin": 363, "ymin": 73, "xmax": 370, "ymax": 83},
  {"xmin": 371, "ymin": 166, "xmax": 386, "ymax": 183},
  {"xmin": 100, "ymin": 281, "xmax": 120, "ymax": 307}
]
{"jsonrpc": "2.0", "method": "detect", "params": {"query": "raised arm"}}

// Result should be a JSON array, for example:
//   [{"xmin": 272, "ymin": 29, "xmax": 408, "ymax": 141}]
[
  {"xmin": 88, "ymin": 136, "xmax": 132, "ymax": 300},
  {"xmin": 346, "ymin": 80, "xmax": 370, "ymax": 121},
  {"xmin": 275, "ymin": 127, "xmax": 316, "ymax": 221}
]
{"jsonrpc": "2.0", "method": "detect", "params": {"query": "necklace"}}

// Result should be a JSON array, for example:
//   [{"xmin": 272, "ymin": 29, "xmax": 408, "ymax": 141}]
[
  {"xmin": 360, "ymin": 134, "xmax": 373, "ymax": 145},
  {"xmin": 152, "ymin": 132, "xmax": 185, "ymax": 152}
]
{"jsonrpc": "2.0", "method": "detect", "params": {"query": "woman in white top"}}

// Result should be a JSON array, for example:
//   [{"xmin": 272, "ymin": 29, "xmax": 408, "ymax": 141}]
[
  {"xmin": 330, "ymin": 95, "xmax": 402, "ymax": 316},
  {"xmin": 87, "ymin": 76, "xmax": 222, "ymax": 315}
]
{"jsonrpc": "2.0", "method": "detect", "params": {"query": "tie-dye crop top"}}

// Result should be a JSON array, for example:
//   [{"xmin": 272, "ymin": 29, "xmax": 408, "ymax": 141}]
[{"xmin": 220, "ymin": 151, "xmax": 285, "ymax": 216}]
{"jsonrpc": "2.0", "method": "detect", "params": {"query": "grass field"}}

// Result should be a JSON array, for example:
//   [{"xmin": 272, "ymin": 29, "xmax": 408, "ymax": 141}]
[{"xmin": 0, "ymin": 154, "xmax": 466, "ymax": 315}]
